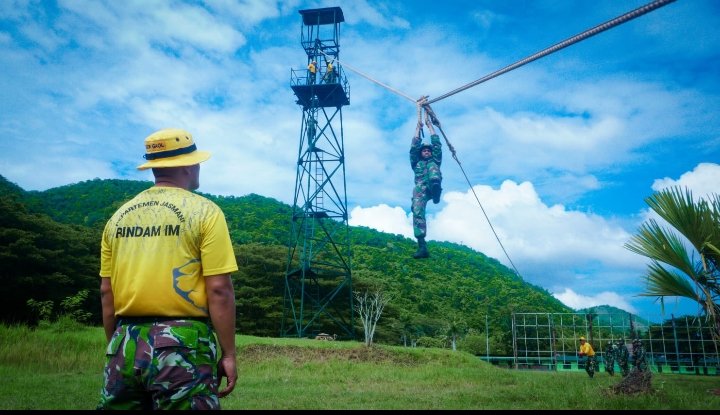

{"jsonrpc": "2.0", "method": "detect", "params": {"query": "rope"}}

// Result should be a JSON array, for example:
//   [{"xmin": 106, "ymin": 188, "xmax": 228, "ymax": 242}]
[
  {"xmin": 317, "ymin": 50, "xmax": 416, "ymax": 103},
  {"xmin": 423, "ymin": 103, "xmax": 523, "ymax": 277},
  {"xmin": 427, "ymin": 0, "xmax": 676, "ymax": 104}
]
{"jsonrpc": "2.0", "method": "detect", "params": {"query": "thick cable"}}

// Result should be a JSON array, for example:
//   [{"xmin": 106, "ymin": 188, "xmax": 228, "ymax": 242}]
[{"xmin": 427, "ymin": 0, "xmax": 676, "ymax": 104}]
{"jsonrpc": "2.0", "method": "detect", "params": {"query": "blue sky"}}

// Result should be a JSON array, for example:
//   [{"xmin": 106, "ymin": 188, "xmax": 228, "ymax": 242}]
[{"xmin": 1, "ymin": 0, "xmax": 718, "ymax": 320}]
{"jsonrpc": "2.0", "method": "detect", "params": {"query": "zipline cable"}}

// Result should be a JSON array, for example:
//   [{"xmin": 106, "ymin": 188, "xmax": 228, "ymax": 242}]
[
  {"xmin": 426, "ymin": 0, "xmax": 676, "ymax": 104},
  {"xmin": 424, "ymin": 102, "xmax": 523, "ymax": 277},
  {"xmin": 320, "ymin": 0, "xmax": 674, "ymax": 275}
]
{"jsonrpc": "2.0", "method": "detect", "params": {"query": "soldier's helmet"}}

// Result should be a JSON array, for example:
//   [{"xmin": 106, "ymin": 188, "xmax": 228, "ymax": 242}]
[
  {"xmin": 617, "ymin": 338, "xmax": 625, "ymax": 344},
  {"xmin": 632, "ymin": 338, "xmax": 641, "ymax": 345}
]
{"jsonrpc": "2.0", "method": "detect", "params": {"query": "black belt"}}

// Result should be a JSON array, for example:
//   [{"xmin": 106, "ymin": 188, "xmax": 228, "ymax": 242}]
[{"xmin": 117, "ymin": 316, "xmax": 209, "ymax": 325}]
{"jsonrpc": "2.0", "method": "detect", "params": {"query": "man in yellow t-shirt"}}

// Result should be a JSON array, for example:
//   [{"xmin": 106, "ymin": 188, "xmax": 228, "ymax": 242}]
[
  {"xmin": 323, "ymin": 59, "xmax": 335, "ymax": 83},
  {"xmin": 578, "ymin": 336, "xmax": 596, "ymax": 378},
  {"xmin": 98, "ymin": 128, "xmax": 239, "ymax": 410},
  {"xmin": 307, "ymin": 60, "xmax": 317, "ymax": 84}
]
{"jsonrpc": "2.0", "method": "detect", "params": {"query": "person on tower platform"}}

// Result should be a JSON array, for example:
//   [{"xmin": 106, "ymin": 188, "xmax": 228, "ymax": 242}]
[
  {"xmin": 307, "ymin": 60, "xmax": 317, "ymax": 85},
  {"xmin": 322, "ymin": 59, "xmax": 335, "ymax": 84}
]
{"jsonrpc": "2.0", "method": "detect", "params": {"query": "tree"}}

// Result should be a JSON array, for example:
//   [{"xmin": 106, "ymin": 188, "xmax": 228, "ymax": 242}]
[
  {"xmin": 355, "ymin": 290, "xmax": 392, "ymax": 347},
  {"xmin": 444, "ymin": 315, "xmax": 467, "ymax": 351},
  {"xmin": 624, "ymin": 186, "xmax": 720, "ymax": 345}
]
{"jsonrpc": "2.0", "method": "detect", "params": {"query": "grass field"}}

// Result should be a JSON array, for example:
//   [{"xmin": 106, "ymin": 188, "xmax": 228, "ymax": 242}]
[{"xmin": 1, "ymin": 323, "xmax": 718, "ymax": 410}]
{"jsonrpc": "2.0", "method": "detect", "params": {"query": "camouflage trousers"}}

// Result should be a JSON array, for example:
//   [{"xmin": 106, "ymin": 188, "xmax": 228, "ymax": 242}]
[
  {"xmin": 583, "ymin": 355, "xmax": 596, "ymax": 378},
  {"xmin": 411, "ymin": 163, "xmax": 441, "ymax": 239},
  {"xmin": 412, "ymin": 183, "xmax": 431, "ymax": 239},
  {"xmin": 97, "ymin": 318, "xmax": 220, "ymax": 410},
  {"xmin": 632, "ymin": 353, "xmax": 648, "ymax": 372},
  {"xmin": 618, "ymin": 356, "xmax": 629, "ymax": 377},
  {"xmin": 604, "ymin": 355, "xmax": 615, "ymax": 376}
]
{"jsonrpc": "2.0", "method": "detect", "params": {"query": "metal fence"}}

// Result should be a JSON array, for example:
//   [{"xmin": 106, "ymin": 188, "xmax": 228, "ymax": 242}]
[{"xmin": 509, "ymin": 312, "xmax": 719, "ymax": 375}]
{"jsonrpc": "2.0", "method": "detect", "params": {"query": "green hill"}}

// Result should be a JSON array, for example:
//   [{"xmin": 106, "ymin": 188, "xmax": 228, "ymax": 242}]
[{"xmin": 2, "ymin": 174, "xmax": 576, "ymax": 352}]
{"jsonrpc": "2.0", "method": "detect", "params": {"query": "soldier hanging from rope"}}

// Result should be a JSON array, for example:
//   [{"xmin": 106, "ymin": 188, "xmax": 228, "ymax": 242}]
[{"xmin": 409, "ymin": 97, "xmax": 443, "ymax": 259}]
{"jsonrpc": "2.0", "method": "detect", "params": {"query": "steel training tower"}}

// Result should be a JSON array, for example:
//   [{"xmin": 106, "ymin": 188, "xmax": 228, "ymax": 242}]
[{"xmin": 282, "ymin": 7, "xmax": 354, "ymax": 339}]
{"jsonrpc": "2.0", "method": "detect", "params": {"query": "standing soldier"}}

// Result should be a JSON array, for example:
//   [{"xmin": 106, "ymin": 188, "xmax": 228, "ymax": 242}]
[
  {"xmin": 604, "ymin": 340, "xmax": 617, "ymax": 376},
  {"xmin": 98, "ymin": 128, "xmax": 239, "ymax": 409},
  {"xmin": 578, "ymin": 336, "xmax": 596, "ymax": 378},
  {"xmin": 632, "ymin": 338, "xmax": 648, "ymax": 372},
  {"xmin": 616, "ymin": 338, "xmax": 630, "ymax": 377}
]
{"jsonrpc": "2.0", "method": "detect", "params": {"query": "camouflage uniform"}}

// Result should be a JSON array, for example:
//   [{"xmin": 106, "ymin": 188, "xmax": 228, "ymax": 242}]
[
  {"xmin": 410, "ymin": 133, "xmax": 442, "ymax": 239},
  {"xmin": 584, "ymin": 355, "xmax": 597, "ymax": 378},
  {"xmin": 98, "ymin": 318, "xmax": 219, "ymax": 410},
  {"xmin": 616, "ymin": 338, "xmax": 630, "ymax": 377},
  {"xmin": 578, "ymin": 337, "xmax": 596, "ymax": 378},
  {"xmin": 631, "ymin": 339, "xmax": 648, "ymax": 372},
  {"xmin": 604, "ymin": 341, "xmax": 617, "ymax": 376}
]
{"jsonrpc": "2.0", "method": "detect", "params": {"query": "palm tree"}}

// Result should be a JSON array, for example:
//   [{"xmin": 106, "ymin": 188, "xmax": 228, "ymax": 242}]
[{"xmin": 624, "ymin": 186, "xmax": 720, "ymax": 345}]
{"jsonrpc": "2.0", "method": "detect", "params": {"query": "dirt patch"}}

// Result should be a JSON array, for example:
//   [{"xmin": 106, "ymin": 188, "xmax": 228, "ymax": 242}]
[
  {"xmin": 238, "ymin": 344, "xmax": 423, "ymax": 366},
  {"xmin": 605, "ymin": 370, "xmax": 653, "ymax": 396}
]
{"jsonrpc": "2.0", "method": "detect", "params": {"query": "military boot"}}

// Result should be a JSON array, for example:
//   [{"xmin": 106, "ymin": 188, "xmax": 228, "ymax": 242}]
[
  {"xmin": 413, "ymin": 237, "xmax": 429, "ymax": 259},
  {"xmin": 430, "ymin": 179, "xmax": 442, "ymax": 204}
]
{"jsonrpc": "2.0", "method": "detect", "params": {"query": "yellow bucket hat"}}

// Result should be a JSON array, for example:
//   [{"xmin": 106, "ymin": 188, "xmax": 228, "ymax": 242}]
[{"xmin": 137, "ymin": 128, "xmax": 211, "ymax": 170}]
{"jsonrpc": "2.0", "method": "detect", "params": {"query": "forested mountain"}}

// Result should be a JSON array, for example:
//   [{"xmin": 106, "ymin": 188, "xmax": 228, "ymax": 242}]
[
  {"xmin": 1, "ymin": 174, "xmax": 574, "ymax": 351},
  {"xmin": 577, "ymin": 304, "xmax": 652, "ymax": 332},
  {"xmin": 0, "ymin": 177, "xmax": 101, "ymax": 323}
]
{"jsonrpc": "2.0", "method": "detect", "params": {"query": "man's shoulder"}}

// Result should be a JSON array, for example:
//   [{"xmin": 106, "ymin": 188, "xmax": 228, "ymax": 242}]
[
  {"xmin": 187, "ymin": 192, "xmax": 225, "ymax": 214},
  {"xmin": 111, "ymin": 189, "xmax": 149, "ymax": 212}
]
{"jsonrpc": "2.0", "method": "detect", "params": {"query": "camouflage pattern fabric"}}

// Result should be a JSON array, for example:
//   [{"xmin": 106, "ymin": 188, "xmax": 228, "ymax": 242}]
[
  {"xmin": 98, "ymin": 318, "xmax": 219, "ymax": 410},
  {"xmin": 583, "ymin": 355, "xmax": 596, "ymax": 378},
  {"xmin": 410, "ymin": 134, "xmax": 442, "ymax": 239},
  {"xmin": 604, "ymin": 342, "xmax": 616, "ymax": 376},
  {"xmin": 632, "ymin": 341, "xmax": 648, "ymax": 372},
  {"xmin": 616, "ymin": 340, "xmax": 630, "ymax": 377},
  {"xmin": 412, "ymin": 182, "xmax": 431, "ymax": 238}
]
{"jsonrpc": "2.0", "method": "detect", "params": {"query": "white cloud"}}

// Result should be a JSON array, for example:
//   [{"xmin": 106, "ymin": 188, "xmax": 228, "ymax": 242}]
[
  {"xmin": 638, "ymin": 162, "xmax": 720, "ymax": 227},
  {"xmin": 349, "ymin": 204, "xmax": 412, "ymax": 238},
  {"xmin": 61, "ymin": 0, "xmax": 247, "ymax": 53},
  {"xmin": 651, "ymin": 162, "xmax": 720, "ymax": 200},
  {"xmin": 342, "ymin": 0, "xmax": 410, "ymax": 29},
  {"xmin": 349, "ymin": 178, "xmax": 644, "ymax": 296},
  {"xmin": 553, "ymin": 288, "xmax": 638, "ymax": 315},
  {"xmin": 433, "ymin": 180, "xmax": 637, "ymax": 267}
]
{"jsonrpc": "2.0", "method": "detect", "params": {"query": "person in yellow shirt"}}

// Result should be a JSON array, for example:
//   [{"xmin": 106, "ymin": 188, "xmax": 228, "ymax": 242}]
[
  {"xmin": 322, "ymin": 59, "xmax": 335, "ymax": 83},
  {"xmin": 578, "ymin": 336, "xmax": 596, "ymax": 378},
  {"xmin": 98, "ymin": 128, "xmax": 239, "ymax": 409},
  {"xmin": 307, "ymin": 60, "xmax": 317, "ymax": 85}
]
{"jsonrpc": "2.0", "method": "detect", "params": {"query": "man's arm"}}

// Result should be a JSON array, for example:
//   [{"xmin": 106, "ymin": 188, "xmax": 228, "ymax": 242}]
[
  {"xmin": 409, "ymin": 122, "xmax": 423, "ymax": 168},
  {"xmin": 100, "ymin": 277, "xmax": 116, "ymax": 342},
  {"xmin": 206, "ymin": 273, "xmax": 238, "ymax": 398},
  {"xmin": 425, "ymin": 112, "xmax": 436, "ymax": 136},
  {"xmin": 425, "ymin": 112, "xmax": 442, "ymax": 164}
]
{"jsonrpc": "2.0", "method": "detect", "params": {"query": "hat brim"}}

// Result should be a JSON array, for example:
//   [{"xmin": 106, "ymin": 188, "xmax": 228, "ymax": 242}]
[{"xmin": 137, "ymin": 151, "xmax": 211, "ymax": 170}]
